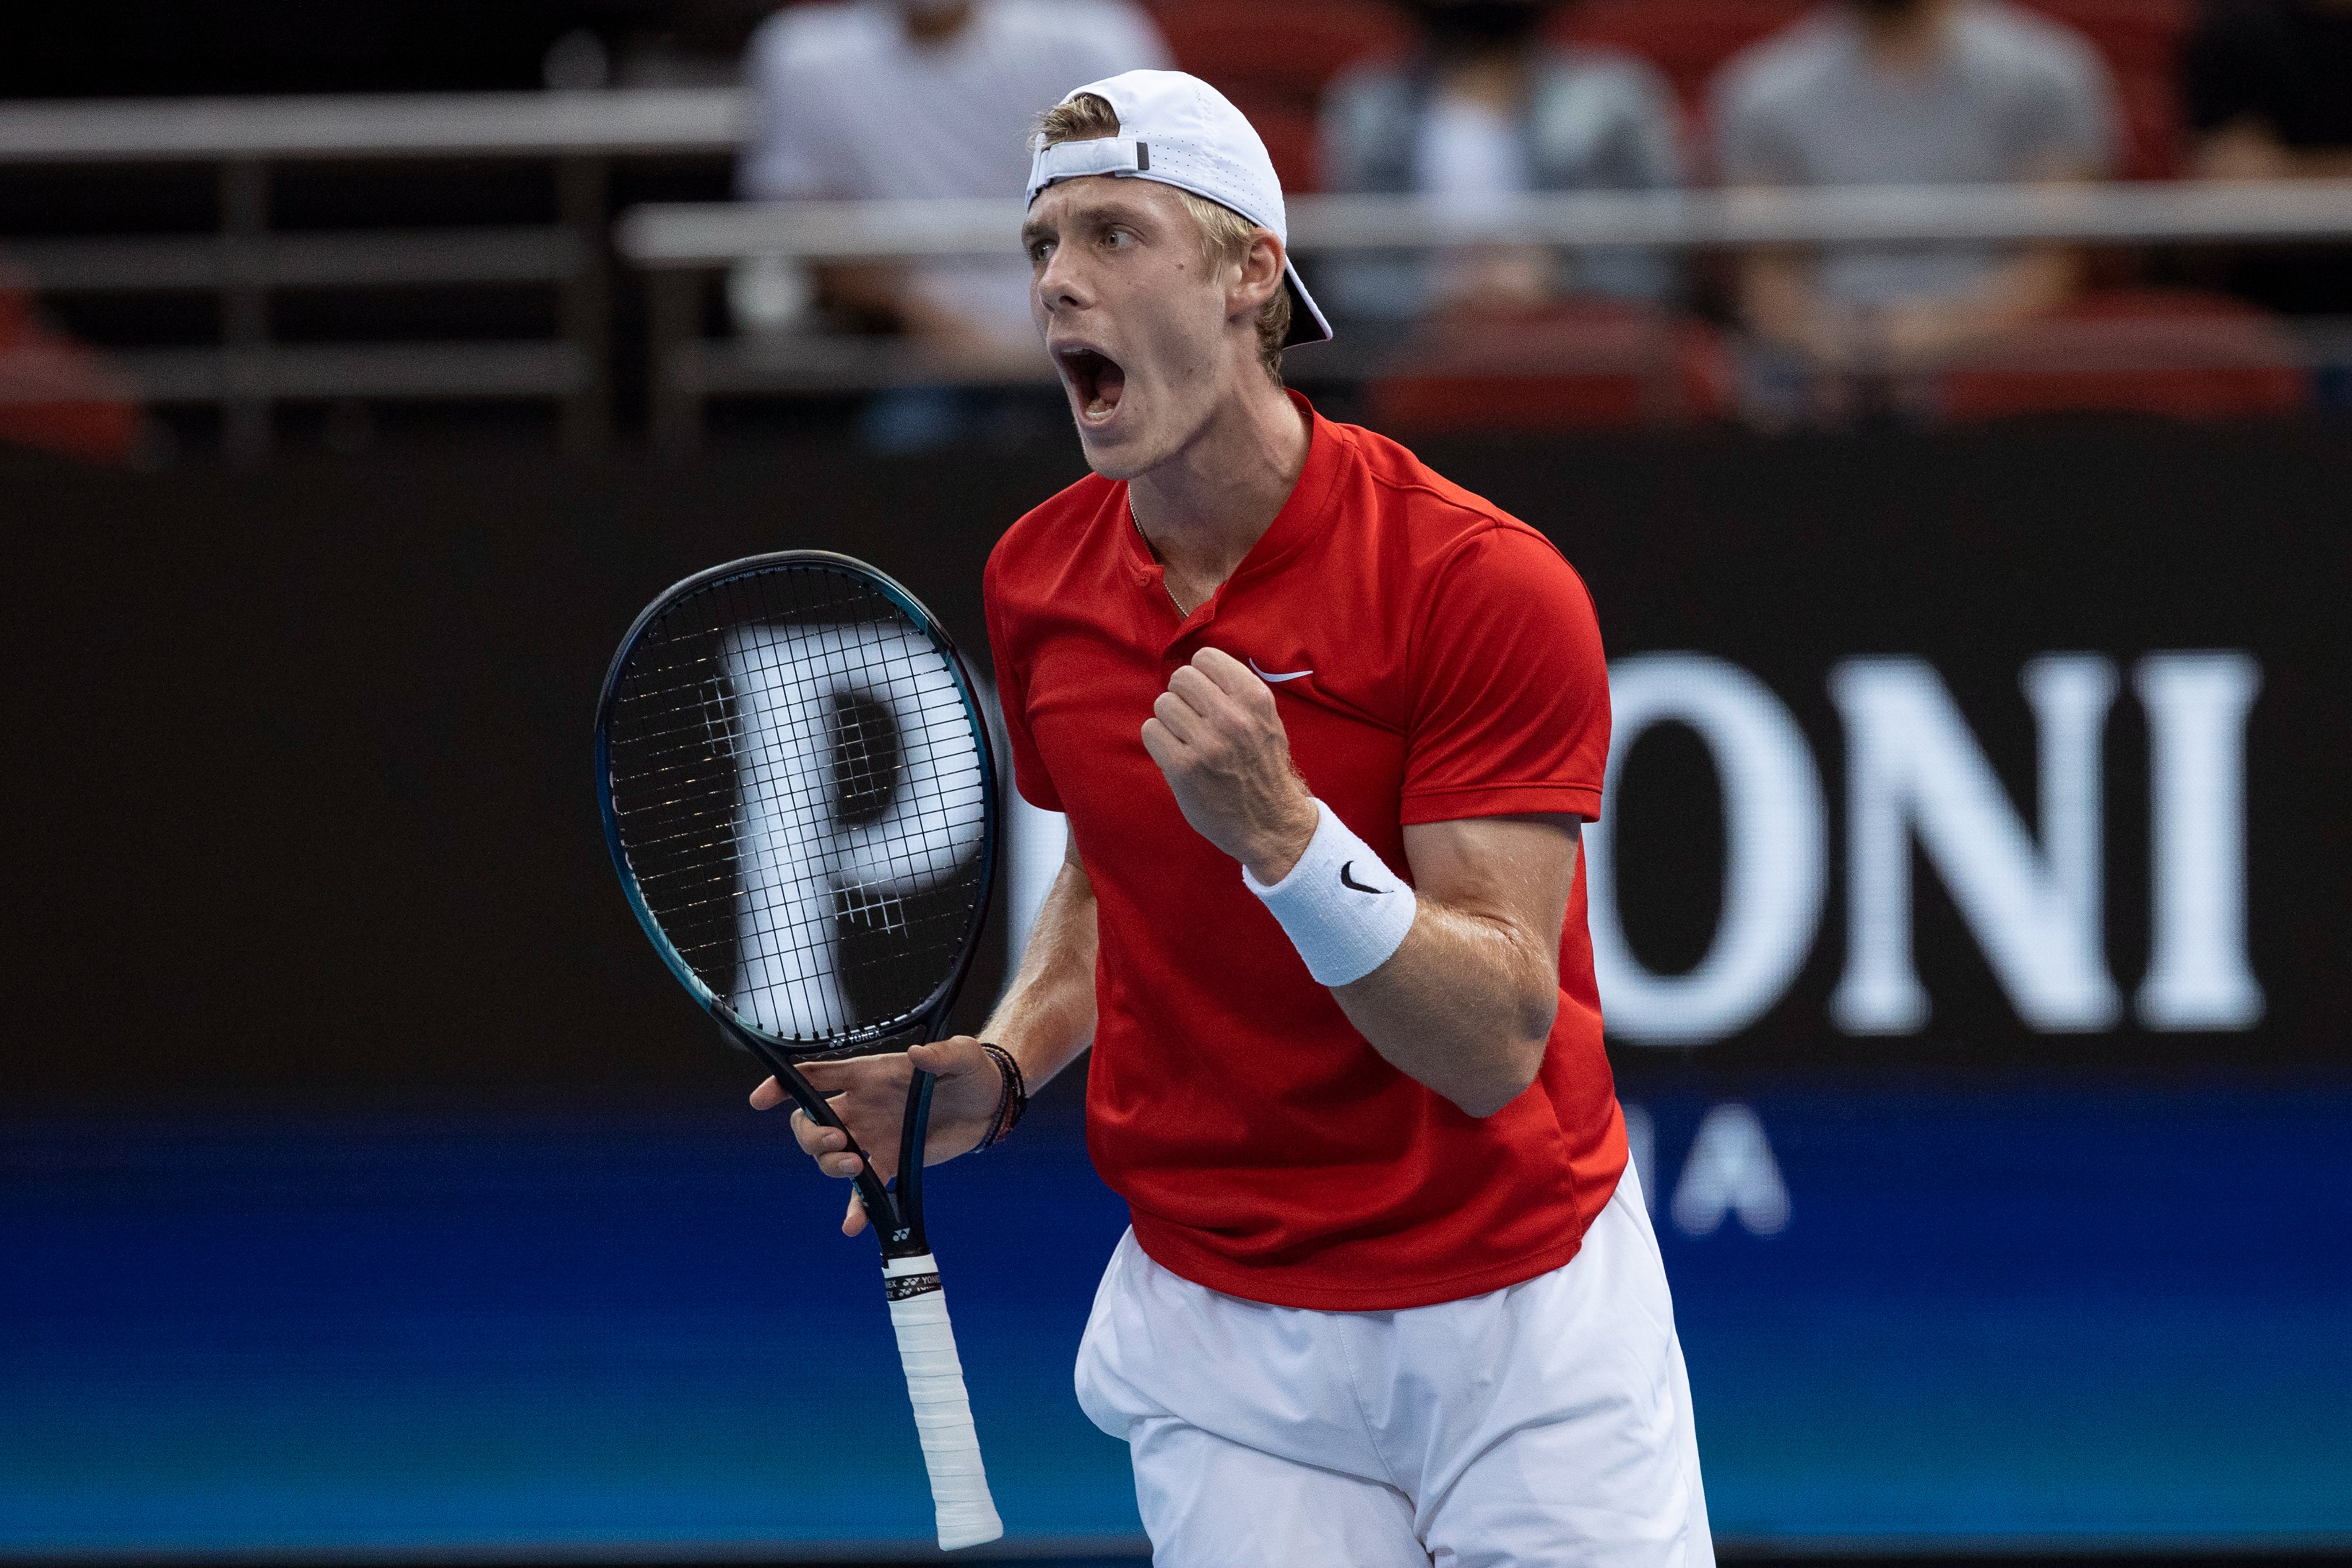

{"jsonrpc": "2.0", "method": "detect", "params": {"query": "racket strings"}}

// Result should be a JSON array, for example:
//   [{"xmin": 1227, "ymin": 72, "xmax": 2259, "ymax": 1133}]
[
  {"xmin": 620, "ymin": 594, "xmax": 974, "ymax": 1024},
  {"xmin": 605, "ymin": 564, "xmax": 988, "ymax": 1045}
]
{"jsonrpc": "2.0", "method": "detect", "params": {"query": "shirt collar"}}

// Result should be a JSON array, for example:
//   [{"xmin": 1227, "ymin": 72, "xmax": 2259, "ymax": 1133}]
[{"xmin": 1116, "ymin": 389, "xmax": 1344, "ymax": 591}]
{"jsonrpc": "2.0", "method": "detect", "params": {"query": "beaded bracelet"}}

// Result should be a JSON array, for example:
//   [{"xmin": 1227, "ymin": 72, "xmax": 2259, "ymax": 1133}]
[{"xmin": 975, "ymin": 1042, "xmax": 1027, "ymax": 1150}]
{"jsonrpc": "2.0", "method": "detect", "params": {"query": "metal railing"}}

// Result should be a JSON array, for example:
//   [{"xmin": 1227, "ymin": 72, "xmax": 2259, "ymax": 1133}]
[
  {"xmin": 0, "ymin": 88, "xmax": 746, "ymax": 460},
  {"xmin": 618, "ymin": 179, "xmax": 2352, "ymax": 448},
  {"xmin": 620, "ymin": 180, "xmax": 2352, "ymax": 261},
  {"xmin": 5, "ymin": 83, "xmax": 2350, "ymax": 459}
]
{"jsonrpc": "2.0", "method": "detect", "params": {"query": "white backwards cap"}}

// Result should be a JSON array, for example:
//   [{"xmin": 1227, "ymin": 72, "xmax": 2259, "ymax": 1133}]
[{"xmin": 1026, "ymin": 69, "xmax": 1332, "ymax": 348}]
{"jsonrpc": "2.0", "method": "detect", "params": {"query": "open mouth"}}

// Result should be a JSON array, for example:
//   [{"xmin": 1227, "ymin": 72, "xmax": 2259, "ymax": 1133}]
[{"xmin": 1057, "ymin": 345, "xmax": 1126, "ymax": 425}]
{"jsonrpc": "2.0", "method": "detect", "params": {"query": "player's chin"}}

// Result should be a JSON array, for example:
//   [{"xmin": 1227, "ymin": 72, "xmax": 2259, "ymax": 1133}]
[{"xmin": 1070, "ymin": 405, "xmax": 1151, "ymax": 478}]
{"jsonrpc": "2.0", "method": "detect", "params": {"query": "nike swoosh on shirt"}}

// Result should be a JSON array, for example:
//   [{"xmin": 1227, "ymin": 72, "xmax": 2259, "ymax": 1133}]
[{"xmin": 1248, "ymin": 657, "xmax": 1314, "ymax": 683}]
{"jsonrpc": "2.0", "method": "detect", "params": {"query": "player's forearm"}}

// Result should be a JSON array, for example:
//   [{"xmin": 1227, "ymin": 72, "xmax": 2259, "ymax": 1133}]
[
  {"xmin": 1248, "ymin": 814, "xmax": 1576, "ymax": 1119},
  {"xmin": 1330, "ymin": 903, "xmax": 1556, "ymax": 1118},
  {"xmin": 978, "ymin": 857, "xmax": 1098, "ymax": 1091}
]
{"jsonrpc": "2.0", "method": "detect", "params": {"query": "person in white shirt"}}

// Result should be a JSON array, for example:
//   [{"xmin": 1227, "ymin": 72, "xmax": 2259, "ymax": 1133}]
[
  {"xmin": 739, "ymin": 0, "xmax": 1169, "ymax": 446},
  {"xmin": 1711, "ymin": 0, "xmax": 2119, "ymax": 416}
]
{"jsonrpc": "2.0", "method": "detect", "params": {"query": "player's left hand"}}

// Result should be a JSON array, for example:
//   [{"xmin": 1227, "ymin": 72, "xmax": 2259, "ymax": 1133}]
[
  {"xmin": 1141, "ymin": 647, "xmax": 1320, "ymax": 881},
  {"xmin": 750, "ymin": 1036, "xmax": 1004, "ymax": 1237}
]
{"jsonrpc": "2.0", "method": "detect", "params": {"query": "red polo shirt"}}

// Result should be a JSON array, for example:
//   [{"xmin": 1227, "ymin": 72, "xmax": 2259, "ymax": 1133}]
[{"xmin": 984, "ymin": 394, "xmax": 1624, "ymax": 1310}]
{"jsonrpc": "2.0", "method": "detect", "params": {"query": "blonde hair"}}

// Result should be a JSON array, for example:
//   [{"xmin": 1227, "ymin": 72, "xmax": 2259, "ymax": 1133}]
[{"xmin": 1034, "ymin": 92, "xmax": 1291, "ymax": 384}]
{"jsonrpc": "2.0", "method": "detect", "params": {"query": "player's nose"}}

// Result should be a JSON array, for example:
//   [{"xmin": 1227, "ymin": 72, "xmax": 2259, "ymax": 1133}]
[{"xmin": 1033, "ymin": 244, "xmax": 1093, "ymax": 314}]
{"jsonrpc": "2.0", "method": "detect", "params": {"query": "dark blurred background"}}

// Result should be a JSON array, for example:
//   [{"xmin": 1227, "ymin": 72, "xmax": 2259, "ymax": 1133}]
[
  {"xmin": 1, "ymin": 0, "xmax": 2347, "ymax": 1561},
  {"xmin": 4, "ymin": 2, "xmax": 754, "ymax": 96}
]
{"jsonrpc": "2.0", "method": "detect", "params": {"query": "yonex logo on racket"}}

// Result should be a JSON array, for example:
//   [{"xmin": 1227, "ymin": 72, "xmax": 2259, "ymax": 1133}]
[{"xmin": 885, "ymin": 1270, "xmax": 943, "ymax": 1300}]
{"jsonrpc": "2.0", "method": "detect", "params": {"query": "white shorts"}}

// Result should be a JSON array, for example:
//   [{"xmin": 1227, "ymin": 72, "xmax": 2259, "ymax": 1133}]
[{"xmin": 1073, "ymin": 1162, "xmax": 1712, "ymax": 1568}]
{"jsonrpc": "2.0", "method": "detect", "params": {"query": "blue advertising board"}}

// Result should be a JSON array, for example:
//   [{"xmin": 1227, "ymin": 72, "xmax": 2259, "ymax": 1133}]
[{"xmin": 5, "ymin": 1085, "xmax": 2347, "ymax": 1552}]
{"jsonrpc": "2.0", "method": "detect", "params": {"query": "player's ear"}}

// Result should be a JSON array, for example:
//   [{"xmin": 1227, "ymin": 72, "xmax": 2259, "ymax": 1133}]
[{"xmin": 1233, "ymin": 230, "xmax": 1285, "ymax": 316}]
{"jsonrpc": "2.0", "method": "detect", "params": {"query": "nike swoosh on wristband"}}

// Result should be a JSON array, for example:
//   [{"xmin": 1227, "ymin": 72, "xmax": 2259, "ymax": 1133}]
[
  {"xmin": 1248, "ymin": 657, "xmax": 1313, "ymax": 683},
  {"xmin": 1339, "ymin": 861, "xmax": 1388, "ymax": 895}
]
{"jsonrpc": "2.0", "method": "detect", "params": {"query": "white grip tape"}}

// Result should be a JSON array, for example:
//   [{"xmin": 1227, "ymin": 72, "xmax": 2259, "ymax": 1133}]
[
  {"xmin": 883, "ymin": 1254, "xmax": 1004, "ymax": 1550},
  {"xmin": 1242, "ymin": 799, "xmax": 1418, "ymax": 986}
]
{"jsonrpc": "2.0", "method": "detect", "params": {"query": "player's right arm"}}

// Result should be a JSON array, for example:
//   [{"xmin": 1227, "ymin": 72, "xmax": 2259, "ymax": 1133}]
[
  {"xmin": 978, "ymin": 828, "xmax": 1101, "ymax": 1090},
  {"xmin": 760, "ymin": 828, "xmax": 1100, "ymax": 1234}
]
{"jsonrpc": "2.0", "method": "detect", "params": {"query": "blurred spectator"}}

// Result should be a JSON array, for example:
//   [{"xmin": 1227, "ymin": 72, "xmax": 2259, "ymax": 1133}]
[
  {"xmin": 737, "ymin": 0, "xmax": 1168, "ymax": 448},
  {"xmin": 1318, "ymin": 0, "xmax": 1685, "ymax": 321},
  {"xmin": 2184, "ymin": 0, "xmax": 2352, "ymax": 319},
  {"xmin": 1711, "ymin": 0, "xmax": 2120, "ymax": 411}
]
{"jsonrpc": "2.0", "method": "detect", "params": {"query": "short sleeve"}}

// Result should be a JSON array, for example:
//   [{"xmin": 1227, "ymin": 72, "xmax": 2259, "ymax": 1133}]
[
  {"xmin": 1400, "ymin": 526, "xmax": 1610, "ymax": 824},
  {"xmin": 982, "ymin": 552, "xmax": 1065, "ymax": 814},
  {"xmin": 1554, "ymin": 58, "xmax": 1687, "ymax": 299},
  {"xmin": 1619, "ymin": 65, "xmax": 1688, "ymax": 191},
  {"xmin": 1556, "ymin": 56, "xmax": 1685, "ymax": 192},
  {"xmin": 2006, "ymin": 30, "xmax": 2121, "ymax": 177},
  {"xmin": 1708, "ymin": 67, "xmax": 1806, "ymax": 187}
]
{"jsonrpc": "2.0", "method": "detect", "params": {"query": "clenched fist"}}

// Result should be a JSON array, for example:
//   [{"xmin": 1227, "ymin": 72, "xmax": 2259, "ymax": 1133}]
[{"xmin": 1140, "ymin": 647, "xmax": 1319, "ymax": 882}]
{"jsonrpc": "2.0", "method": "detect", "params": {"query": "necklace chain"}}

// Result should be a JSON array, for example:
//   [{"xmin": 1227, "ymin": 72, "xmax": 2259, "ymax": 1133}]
[{"xmin": 1129, "ymin": 491, "xmax": 1186, "ymax": 614}]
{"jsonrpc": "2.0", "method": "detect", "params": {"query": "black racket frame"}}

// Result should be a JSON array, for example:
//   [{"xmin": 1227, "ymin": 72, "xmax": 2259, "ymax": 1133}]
[{"xmin": 595, "ymin": 549, "xmax": 1000, "ymax": 1261}]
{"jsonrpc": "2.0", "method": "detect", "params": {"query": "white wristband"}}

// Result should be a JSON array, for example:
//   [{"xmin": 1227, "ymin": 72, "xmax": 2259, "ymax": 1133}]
[{"xmin": 1243, "ymin": 800, "xmax": 1417, "ymax": 986}]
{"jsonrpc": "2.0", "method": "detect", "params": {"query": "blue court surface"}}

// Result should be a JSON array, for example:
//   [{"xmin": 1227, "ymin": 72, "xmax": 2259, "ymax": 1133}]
[{"xmin": 3, "ymin": 1079, "xmax": 2348, "ymax": 1557}]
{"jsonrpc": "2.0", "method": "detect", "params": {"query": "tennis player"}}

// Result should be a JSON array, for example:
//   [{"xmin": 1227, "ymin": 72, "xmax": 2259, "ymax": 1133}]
[{"xmin": 760, "ymin": 68, "xmax": 1712, "ymax": 1566}]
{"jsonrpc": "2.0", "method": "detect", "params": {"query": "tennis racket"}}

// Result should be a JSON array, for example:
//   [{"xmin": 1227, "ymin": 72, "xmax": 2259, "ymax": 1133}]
[{"xmin": 595, "ymin": 550, "xmax": 1004, "ymax": 1551}]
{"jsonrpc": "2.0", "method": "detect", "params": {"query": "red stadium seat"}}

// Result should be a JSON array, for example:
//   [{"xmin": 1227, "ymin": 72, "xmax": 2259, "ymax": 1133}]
[
  {"xmin": 1938, "ymin": 289, "xmax": 2308, "ymax": 421},
  {"xmin": 2097, "ymin": 69, "xmax": 2184, "ymax": 180},
  {"xmin": 2018, "ymin": 0, "xmax": 2190, "ymax": 178},
  {"xmin": 1368, "ymin": 301, "xmax": 1735, "ymax": 432},
  {"xmin": 2017, "ymin": 0, "xmax": 2188, "ymax": 77},
  {"xmin": 0, "ymin": 283, "xmax": 142, "ymax": 464},
  {"xmin": 1249, "ymin": 106, "xmax": 1327, "ymax": 197},
  {"xmin": 1552, "ymin": 0, "xmax": 1811, "ymax": 122},
  {"xmin": 1150, "ymin": 0, "xmax": 1411, "ymax": 99},
  {"xmin": 1150, "ymin": 0, "xmax": 1412, "ymax": 189}
]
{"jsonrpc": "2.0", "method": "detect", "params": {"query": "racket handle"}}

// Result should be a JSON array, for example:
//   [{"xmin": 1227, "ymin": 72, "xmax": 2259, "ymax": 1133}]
[{"xmin": 883, "ymin": 1253, "xmax": 1004, "ymax": 1551}]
